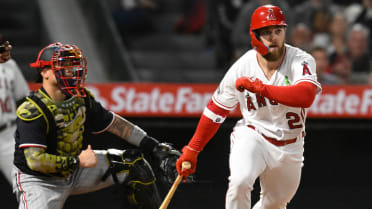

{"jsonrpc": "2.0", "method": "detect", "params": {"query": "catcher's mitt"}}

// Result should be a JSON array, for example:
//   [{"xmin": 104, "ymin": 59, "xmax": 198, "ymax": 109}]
[
  {"xmin": 148, "ymin": 142, "xmax": 194, "ymax": 196},
  {"xmin": 151, "ymin": 143, "xmax": 181, "ymax": 185}
]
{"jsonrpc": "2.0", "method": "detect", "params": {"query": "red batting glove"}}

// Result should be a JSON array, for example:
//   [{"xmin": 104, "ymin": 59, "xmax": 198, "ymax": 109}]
[
  {"xmin": 176, "ymin": 146, "xmax": 199, "ymax": 179},
  {"xmin": 235, "ymin": 77, "xmax": 264, "ymax": 94}
]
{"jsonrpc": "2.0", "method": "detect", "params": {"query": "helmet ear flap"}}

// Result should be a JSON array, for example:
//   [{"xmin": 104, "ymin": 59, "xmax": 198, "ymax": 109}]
[{"xmin": 250, "ymin": 30, "xmax": 269, "ymax": 56}]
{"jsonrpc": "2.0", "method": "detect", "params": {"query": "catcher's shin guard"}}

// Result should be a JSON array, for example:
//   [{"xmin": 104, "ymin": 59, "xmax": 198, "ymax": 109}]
[{"xmin": 103, "ymin": 148, "xmax": 161, "ymax": 209}]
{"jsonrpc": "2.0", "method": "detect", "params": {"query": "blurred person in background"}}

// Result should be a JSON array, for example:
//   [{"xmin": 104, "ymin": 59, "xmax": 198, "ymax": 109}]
[
  {"xmin": 0, "ymin": 38, "xmax": 29, "ymax": 185},
  {"xmin": 328, "ymin": 12, "xmax": 348, "ymax": 63},
  {"xmin": 328, "ymin": 23, "xmax": 371, "ymax": 84},
  {"xmin": 346, "ymin": 23, "xmax": 371, "ymax": 75},
  {"xmin": 112, "ymin": 0, "xmax": 159, "ymax": 44},
  {"xmin": 330, "ymin": 53, "xmax": 355, "ymax": 84},
  {"xmin": 311, "ymin": 46, "xmax": 340, "ymax": 85},
  {"xmin": 231, "ymin": 0, "xmax": 293, "ymax": 58},
  {"xmin": 174, "ymin": 0, "xmax": 206, "ymax": 34},
  {"xmin": 345, "ymin": 0, "xmax": 372, "ymax": 49},
  {"xmin": 293, "ymin": 0, "xmax": 339, "ymax": 26},
  {"xmin": 309, "ymin": 8, "xmax": 332, "ymax": 48},
  {"xmin": 289, "ymin": 23, "xmax": 313, "ymax": 52},
  {"xmin": 204, "ymin": 0, "xmax": 247, "ymax": 69}
]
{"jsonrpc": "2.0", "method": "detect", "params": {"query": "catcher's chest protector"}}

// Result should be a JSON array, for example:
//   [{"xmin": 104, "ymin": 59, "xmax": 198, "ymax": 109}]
[{"xmin": 18, "ymin": 89, "xmax": 91, "ymax": 156}]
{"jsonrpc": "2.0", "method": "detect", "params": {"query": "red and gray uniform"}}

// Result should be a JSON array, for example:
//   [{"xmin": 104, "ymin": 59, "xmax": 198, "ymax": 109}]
[
  {"xmin": 12, "ymin": 88, "xmax": 126, "ymax": 209},
  {"xmin": 0, "ymin": 59, "xmax": 29, "ymax": 184}
]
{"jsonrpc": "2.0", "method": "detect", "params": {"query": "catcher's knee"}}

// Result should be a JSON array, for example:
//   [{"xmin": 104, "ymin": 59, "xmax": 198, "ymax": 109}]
[{"xmin": 103, "ymin": 148, "xmax": 161, "ymax": 209}]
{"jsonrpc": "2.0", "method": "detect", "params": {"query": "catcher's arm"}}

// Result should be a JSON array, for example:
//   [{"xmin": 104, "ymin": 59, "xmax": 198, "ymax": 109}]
[
  {"xmin": 107, "ymin": 113, "xmax": 158, "ymax": 154},
  {"xmin": 107, "ymin": 114, "xmax": 185, "ymax": 186},
  {"xmin": 23, "ymin": 147, "xmax": 80, "ymax": 177}
]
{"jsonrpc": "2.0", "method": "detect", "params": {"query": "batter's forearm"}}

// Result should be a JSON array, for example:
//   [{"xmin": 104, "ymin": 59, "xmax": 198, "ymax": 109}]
[
  {"xmin": 187, "ymin": 100, "xmax": 228, "ymax": 151},
  {"xmin": 188, "ymin": 114, "xmax": 221, "ymax": 151},
  {"xmin": 24, "ymin": 147, "xmax": 78, "ymax": 177}
]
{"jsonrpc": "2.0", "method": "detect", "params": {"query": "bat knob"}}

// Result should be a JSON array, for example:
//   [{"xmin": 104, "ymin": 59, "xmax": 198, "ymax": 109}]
[{"xmin": 181, "ymin": 161, "xmax": 191, "ymax": 170}]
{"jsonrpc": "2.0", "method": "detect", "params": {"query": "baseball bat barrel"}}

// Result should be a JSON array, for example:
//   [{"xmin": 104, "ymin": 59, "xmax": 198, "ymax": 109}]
[{"xmin": 159, "ymin": 161, "xmax": 191, "ymax": 209}]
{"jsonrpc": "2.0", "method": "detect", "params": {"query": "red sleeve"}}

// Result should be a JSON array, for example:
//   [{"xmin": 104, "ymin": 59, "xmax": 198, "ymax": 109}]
[
  {"xmin": 187, "ymin": 99, "xmax": 229, "ymax": 151},
  {"xmin": 261, "ymin": 82, "xmax": 317, "ymax": 108}
]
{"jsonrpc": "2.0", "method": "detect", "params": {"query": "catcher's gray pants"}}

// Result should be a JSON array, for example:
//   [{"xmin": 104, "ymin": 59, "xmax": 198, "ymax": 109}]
[{"xmin": 12, "ymin": 150, "xmax": 127, "ymax": 209}]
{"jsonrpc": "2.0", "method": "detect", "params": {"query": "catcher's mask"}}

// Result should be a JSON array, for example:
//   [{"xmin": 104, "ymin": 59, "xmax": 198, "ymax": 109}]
[
  {"xmin": 30, "ymin": 42, "xmax": 88, "ymax": 97},
  {"xmin": 250, "ymin": 4, "xmax": 287, "ymax": 56}
]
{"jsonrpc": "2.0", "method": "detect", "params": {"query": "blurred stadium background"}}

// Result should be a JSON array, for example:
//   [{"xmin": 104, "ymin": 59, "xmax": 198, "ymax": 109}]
[{"xmin": 1, "ymin": 0, "xmax": 371, "ymax": 208}]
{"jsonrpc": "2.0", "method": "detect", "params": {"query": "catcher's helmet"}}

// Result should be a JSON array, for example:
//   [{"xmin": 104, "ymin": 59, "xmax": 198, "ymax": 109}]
[
  {"xmin": 250, "ymin": 5, "xmax": 287, "ymax": 55},
  {"xmin": 30, "ymin": 42, "xmax": 88, "ymax": 97}
]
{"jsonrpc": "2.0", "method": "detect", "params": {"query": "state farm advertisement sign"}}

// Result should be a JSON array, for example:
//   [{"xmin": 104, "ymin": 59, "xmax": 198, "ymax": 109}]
[
  {"xmin": 28, "ymin": 83, "xmax": 372, "ymax": 118},
  {"xmin": 86, "ymin": 83, "xmax": 218, "ymax": 117},
  {"xmin": 309, "ymin": 85, "xmax": 372, "ymax": 118}
]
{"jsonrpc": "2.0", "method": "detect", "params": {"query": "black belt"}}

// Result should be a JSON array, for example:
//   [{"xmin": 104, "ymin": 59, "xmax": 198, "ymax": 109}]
[{"xmin": 0, "ymin": 120, "xmax": 16, "ymax": 132}]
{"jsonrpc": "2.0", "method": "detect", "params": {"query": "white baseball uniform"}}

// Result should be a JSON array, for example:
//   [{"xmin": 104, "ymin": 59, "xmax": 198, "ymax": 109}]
[
  {"xmin": 211, "ymin": 44, "xmax": 321, "ymax": 209},
  {"xmin": 0, "ymin": 59, "xmax": 29, "ymax": 184}
]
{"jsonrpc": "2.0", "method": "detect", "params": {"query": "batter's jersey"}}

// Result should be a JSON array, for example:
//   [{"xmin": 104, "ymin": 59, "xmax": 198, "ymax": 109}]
[
  {"xmin": 212, "ymin": 44, "xmax": 322, "ymax": 140},
  {"xmin": 0, "ymin": 59, "xmax": 29, "ymax": 126}
]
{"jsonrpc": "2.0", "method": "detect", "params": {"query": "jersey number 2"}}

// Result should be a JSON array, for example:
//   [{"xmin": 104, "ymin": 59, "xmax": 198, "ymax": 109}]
[{"xmin": 286, "ymin": 112, "xmax": 303, "ymax": 129}]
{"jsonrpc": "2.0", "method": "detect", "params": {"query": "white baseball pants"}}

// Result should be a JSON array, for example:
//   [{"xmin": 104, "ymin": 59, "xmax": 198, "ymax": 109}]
[{"xmin": 225, "ymin": 125, "xmax": 304, "ymax": 209}]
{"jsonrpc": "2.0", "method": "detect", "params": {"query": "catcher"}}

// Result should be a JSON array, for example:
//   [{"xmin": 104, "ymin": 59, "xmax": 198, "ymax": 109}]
[{"xmin": 12, "ymin": 42, "xmax": 180, "ymax": 209}]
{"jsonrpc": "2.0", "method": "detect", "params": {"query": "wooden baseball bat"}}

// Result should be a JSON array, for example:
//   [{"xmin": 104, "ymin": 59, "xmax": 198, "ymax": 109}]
[{"xmin": 159, "ymin": 161, "xmax": 191, "ymax": 209}]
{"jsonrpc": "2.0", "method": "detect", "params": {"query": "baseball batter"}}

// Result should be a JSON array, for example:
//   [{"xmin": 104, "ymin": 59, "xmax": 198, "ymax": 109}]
[
  {"xmin": 0, "ymin": 41, "xmax": 29, "ymax": 184},
  {"xmin": 177, "ymin": 5, "xmax": 322, "ymax": 209}
]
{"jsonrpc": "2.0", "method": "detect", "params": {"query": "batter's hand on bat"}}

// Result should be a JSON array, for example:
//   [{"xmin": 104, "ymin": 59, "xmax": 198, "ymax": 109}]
[
  {"xmin": 176, "ymin": 146, "xmax": 199, "ymax": 179},
  {"xmin": 78, "ymin": 145, "xmax": 98, "ymax": 168},
  {"xmin": 235, "ymin": 77, "xmax": 264, "ymax": 94}
]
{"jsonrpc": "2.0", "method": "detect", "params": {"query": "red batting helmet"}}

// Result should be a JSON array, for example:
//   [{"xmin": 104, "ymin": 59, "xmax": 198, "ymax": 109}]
[
  {"xmin": 250, "ymin": 5, "xmax": 287, "ymax": 55},
  {"xmin": 30, "ymin": 42, "xmax": 88, "ymax": 97}
]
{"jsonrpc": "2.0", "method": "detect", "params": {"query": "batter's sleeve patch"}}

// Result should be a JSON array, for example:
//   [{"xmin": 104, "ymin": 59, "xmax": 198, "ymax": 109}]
[{"xmin": 302, "ymin": 61, "xmax": 312, "ymax": 76}]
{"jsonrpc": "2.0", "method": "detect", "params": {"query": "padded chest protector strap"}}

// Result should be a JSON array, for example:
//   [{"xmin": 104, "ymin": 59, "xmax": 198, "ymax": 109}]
[{"xmin": 28, "ymin": 92, "xmax": 57, "ymax": 154}]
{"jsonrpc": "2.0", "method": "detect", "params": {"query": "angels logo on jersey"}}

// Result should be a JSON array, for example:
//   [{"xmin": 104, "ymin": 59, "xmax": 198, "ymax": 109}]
[{"xmin": 302, "ymin": 61, "xmax": 312, "ymax": 76}]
